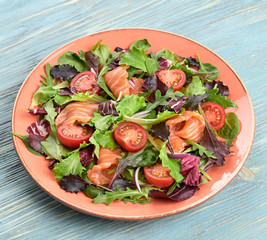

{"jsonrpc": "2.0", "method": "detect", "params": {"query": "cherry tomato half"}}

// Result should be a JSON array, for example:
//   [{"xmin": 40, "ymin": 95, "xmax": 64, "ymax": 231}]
[
  {"xmin": 57, "ymin": 124, "xmax": 93, "ymax": 148},
  {"xmin": 114, "ymin": 122, "xmax": 148, "ymax": 152},
  {"xmin": 202, "ymin": 102, "xmax": 226, "ymax": 131},
  {"xmin": 158, "ymin": 69, "xmax": 186, "ymax": 91},
  {"xmin": 144, "ymin": 163, "xmax": 174, "ymax": 188},
  {"xmin": 70, "ymin": 71, "xmax": 101, "ymax": 94}
]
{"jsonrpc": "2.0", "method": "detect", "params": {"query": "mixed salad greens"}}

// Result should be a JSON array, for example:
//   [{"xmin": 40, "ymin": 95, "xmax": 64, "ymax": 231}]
[{"xmin": 13, "ymin": 39, "xmax": 240, "ymax": 205}]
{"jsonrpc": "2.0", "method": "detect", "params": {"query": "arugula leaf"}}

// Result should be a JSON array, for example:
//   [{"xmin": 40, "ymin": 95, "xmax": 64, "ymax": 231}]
[
  {"xmin": 123, "ymin": 110, "xmax": 177, "ymax": 129},
  {"xmin": 58, "ymin": 52, "xmax": 88, "ymax": 72},
  {"xmin": 11, "ymin": 132, "xmax": 43, "ymax": 156},
  {"xmin": 115, "ymin": 94, "xmax": 146, "ymax": 117},
  {"xmin": 41, "ymin": 100, "xmax": 69, "ymax": 160},
  {"xmin": 91, "ymin": 130, "xmax": 119, "ymax": 150},
  {"xmin": 195, "ymin": 54, "xmax": 219, "ymax": 82},
  {"xmin": 92, "ymin": 187, "xmax": 153, "ymax": 205},
  {"xmin": 52, "ymin": 151, "xmax": 86, "ymax": 182},
  {"xmin": 144, "ymin": 87, "xmax": 177, "ymax": 111},
  {"xmin": 90, "ymin": 112, "xmax": 119, "ymax": 132},
  {"xmin": 185, "ymin": 140, "xmax": 216, "ymax": 159},
  {"xmin": 217, "ymin": 112, "xmax": 240, "ymax": 145},
  {"xmin": 41, "ymin": 63, "xmax": 54, "ymax": 86},
  {"xmin": 205, "ymin": 88, "xmax": 237, "ymax": 109},
  {"xmin": 181, "ymin": 76, "xmax": 207, "ymax": 97},
  {"xmin": 159, "ymin": 142, "xmax": 184, "ymax": 183},
  {"xmin": 54, "ymin": 92, "xmax": 107, "ymax": 106}
]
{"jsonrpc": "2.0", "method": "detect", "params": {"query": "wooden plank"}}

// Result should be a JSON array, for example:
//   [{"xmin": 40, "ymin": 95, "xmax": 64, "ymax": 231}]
[{"xmin": 0, "ymin": 0, "xmax": 266, "ymax": 239}]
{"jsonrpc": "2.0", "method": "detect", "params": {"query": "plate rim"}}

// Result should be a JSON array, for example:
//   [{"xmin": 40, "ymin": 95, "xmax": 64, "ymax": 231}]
[{"xmin": 11, "ymin": 28, "xmax": 255, "ymax": 220}]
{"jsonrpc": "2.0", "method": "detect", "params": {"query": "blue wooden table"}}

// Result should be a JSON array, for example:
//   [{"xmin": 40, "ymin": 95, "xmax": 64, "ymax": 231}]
[{"xmin": 1, "ymin": 1, "xmax": 266, "ymax": 239}]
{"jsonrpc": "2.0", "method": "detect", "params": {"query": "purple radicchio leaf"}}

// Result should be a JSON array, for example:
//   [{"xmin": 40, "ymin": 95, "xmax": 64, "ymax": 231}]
[
  {"xmin": 28, "ymin": 134, "xmax": 45, "ymax": 154},
  {"xmin": 180, "ymin": 155, "xmax": 202, "ymax": 186},
  {"xmin": 79, "ymin": 145, "xmax": 94, "ymax": 167},
  {"xmin": 183, "ymin": 93, "xmax": 209, "ymax": 111},
  {"xmin": 50, "ymin": 64, "xmax": 79, "ymax": 81},
  {"xmin": 59, "ymin": 88, "xmax": 74, "ymax": 96},
  {"xmin": 169, "ymin": 96, "xmax": 189, "ymax": 113},
  {"xmin": 149, "ymin": 184, "xmax": 199, "ymax": 201},
  {"xmin": 98, "ymin": 100, "xmax": 119, "ymax": 116},
  {"xmin": 26, "ymin": 119, "xmax": 51, "ymax": 137},
  {"xmin": 199, "ymin": 118, "xmax": 230, "ymax": 166},
  {"xmin": 84, "ymin": 51, "xmax": 99, "ymax": 77},
  {"xmin": 158, "ymin": 57, "xmax": 172, "ymax": 70},
  {"xmin": 28, "ymin": 106, "xmax": 61, "ymax": 115},
  {"xmin": 203, "ymin": 80, "xmax": 229, "ymax": 96}
]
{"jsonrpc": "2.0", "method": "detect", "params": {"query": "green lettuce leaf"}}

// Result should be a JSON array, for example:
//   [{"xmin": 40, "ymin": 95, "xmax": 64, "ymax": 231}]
[
  {"xmin": 93, "ymin": 44, "xmax": 111, "ymax": 65},
  {"xmin": 58, "ymin": 52, "xmax": 88, "ymax": 72},
  {"xmin": 182, "ymin": 76, "xmax": 207, "ymax": 97},
  {"xmin": 91, "ymin": 130, "xmax": 119, "ymax": 150},
  {"xmin": 89, "ymin": 112, "xmax": 119, "ymax": 132},
  {"xmin": 41, "ymin": 100, "xmax": 69, "ymax": 160},
  {"xmin": 54, "ymin": 92, "xmax": 107, "ymax": 106},
  {"xmin": 92, "ymin": 187, "xmax": 153, "ymax": 205},
  {"xmin": 52, "ymin": 151, "xmax": 86, "ymax": 182},
  {"xmin": 159, "ymin": 142, "xmax": 184, "ymax": 183},
  {"xmin": 115, "ymin": 94, "xmax": 146, "ymax": 117}
]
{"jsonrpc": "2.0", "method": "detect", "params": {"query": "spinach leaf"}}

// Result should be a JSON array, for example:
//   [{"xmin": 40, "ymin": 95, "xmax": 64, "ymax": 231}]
[
  {"xmin": 217, "ymin": 112, "xmax": 240, "ymax": 145},
  {"xmin": 93, "ymin": 44, "xmax": 111, "ymax": 65},
  {"xmin": 181, "ymin": 76, "xmax": 207, "ymax": 97}
]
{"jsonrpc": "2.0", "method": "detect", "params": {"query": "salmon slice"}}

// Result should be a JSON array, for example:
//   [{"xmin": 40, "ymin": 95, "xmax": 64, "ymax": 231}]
[
  {"xmin": 87, "ymin": 147, "xmax": 122, "ymax": 185},
  {"xmin": 166, "ymin": 111, "xmax": 205, "ymax": 143},
  {"xmin": 103, "ymin": 65, "xmax": 131, "ymax": 99},
  {"xmin": 168, "ymin": 131, "xmax": 188, "ymax": 153},
  {"xmin": 129, "ymin": 77, "xmax": 144, "ymax": 95},
  {"xmin": 55, "ymin": 102, "xmax": 98, "ymax": 127}
]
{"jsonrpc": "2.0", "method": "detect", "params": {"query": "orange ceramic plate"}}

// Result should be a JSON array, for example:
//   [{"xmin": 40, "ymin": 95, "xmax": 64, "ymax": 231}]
[{"xmin": 12, "ymin": 29, "xmax": 255, "ymax": 220}]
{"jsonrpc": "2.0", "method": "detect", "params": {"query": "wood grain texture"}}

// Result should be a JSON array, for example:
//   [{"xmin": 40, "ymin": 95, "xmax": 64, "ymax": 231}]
[{"xmin": 0, "ymin": 0, "xmax": 266, "ymax": 239}]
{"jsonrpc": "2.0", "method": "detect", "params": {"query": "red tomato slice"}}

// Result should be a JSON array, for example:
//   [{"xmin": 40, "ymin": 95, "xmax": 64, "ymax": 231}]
[
  {"xmin": 114, "ymin": 122, "xmax": 147, "ymax": 152},
  {"xmin": 158, "ymin": 69, "xmax": 186, "ymax": 91},
  {"xmin": 70, "ymin": 71, "xmax": 101, "ymax": 94},
  {"xmin": 144, "ymin": 164, "xmax": 174, "ymax": 188},
  {"xmin": 202, "ymin": 102, "xmax": 226, "ymax": 131},
  {"xmin": 57, "ymin": 124, "xmax": 93, "ymax": 148}
]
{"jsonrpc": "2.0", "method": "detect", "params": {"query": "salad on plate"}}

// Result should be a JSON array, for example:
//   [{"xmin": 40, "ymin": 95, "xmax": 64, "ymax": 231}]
[{"xmin": 12, "ymin": 39, "xmax": 240, "ymax": 205}]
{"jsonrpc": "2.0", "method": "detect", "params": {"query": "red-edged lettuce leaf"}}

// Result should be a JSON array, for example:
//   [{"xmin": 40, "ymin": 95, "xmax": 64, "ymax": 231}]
[
  {"xmin": 84, "ymin": 51, "xmax": 99, "ymax": 76},
  {"xmin": 149, "ymin": 184, "xmax": 199, "ymax": 201},
  {"xmin": 203, "ymin": 80, "xmax": 229, "ymax": 96},
  {"xmin": 183, "ymin": 93, "xmax": 209, "ymax": 111},
  {"xmin": 28, "ymin": 106, "xmax": 61, "ymax": 115},
  {"xmin": 79, "ymin": 145, "xmax": 94, "ymax": 167},
  {"xmin": 98, "ymin": 100, "xmax": 119, "ymax": 116},
  {"xmin": 199, "ymin": 107, "xmax": 230, "ymax": 166},
  {"xmin": 59, "ymin": 88, "xmax": 74, "ymax": 96},
  {"xmin": 169, "ymin": 96, "xmax": 189, "ymax": 113}
]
